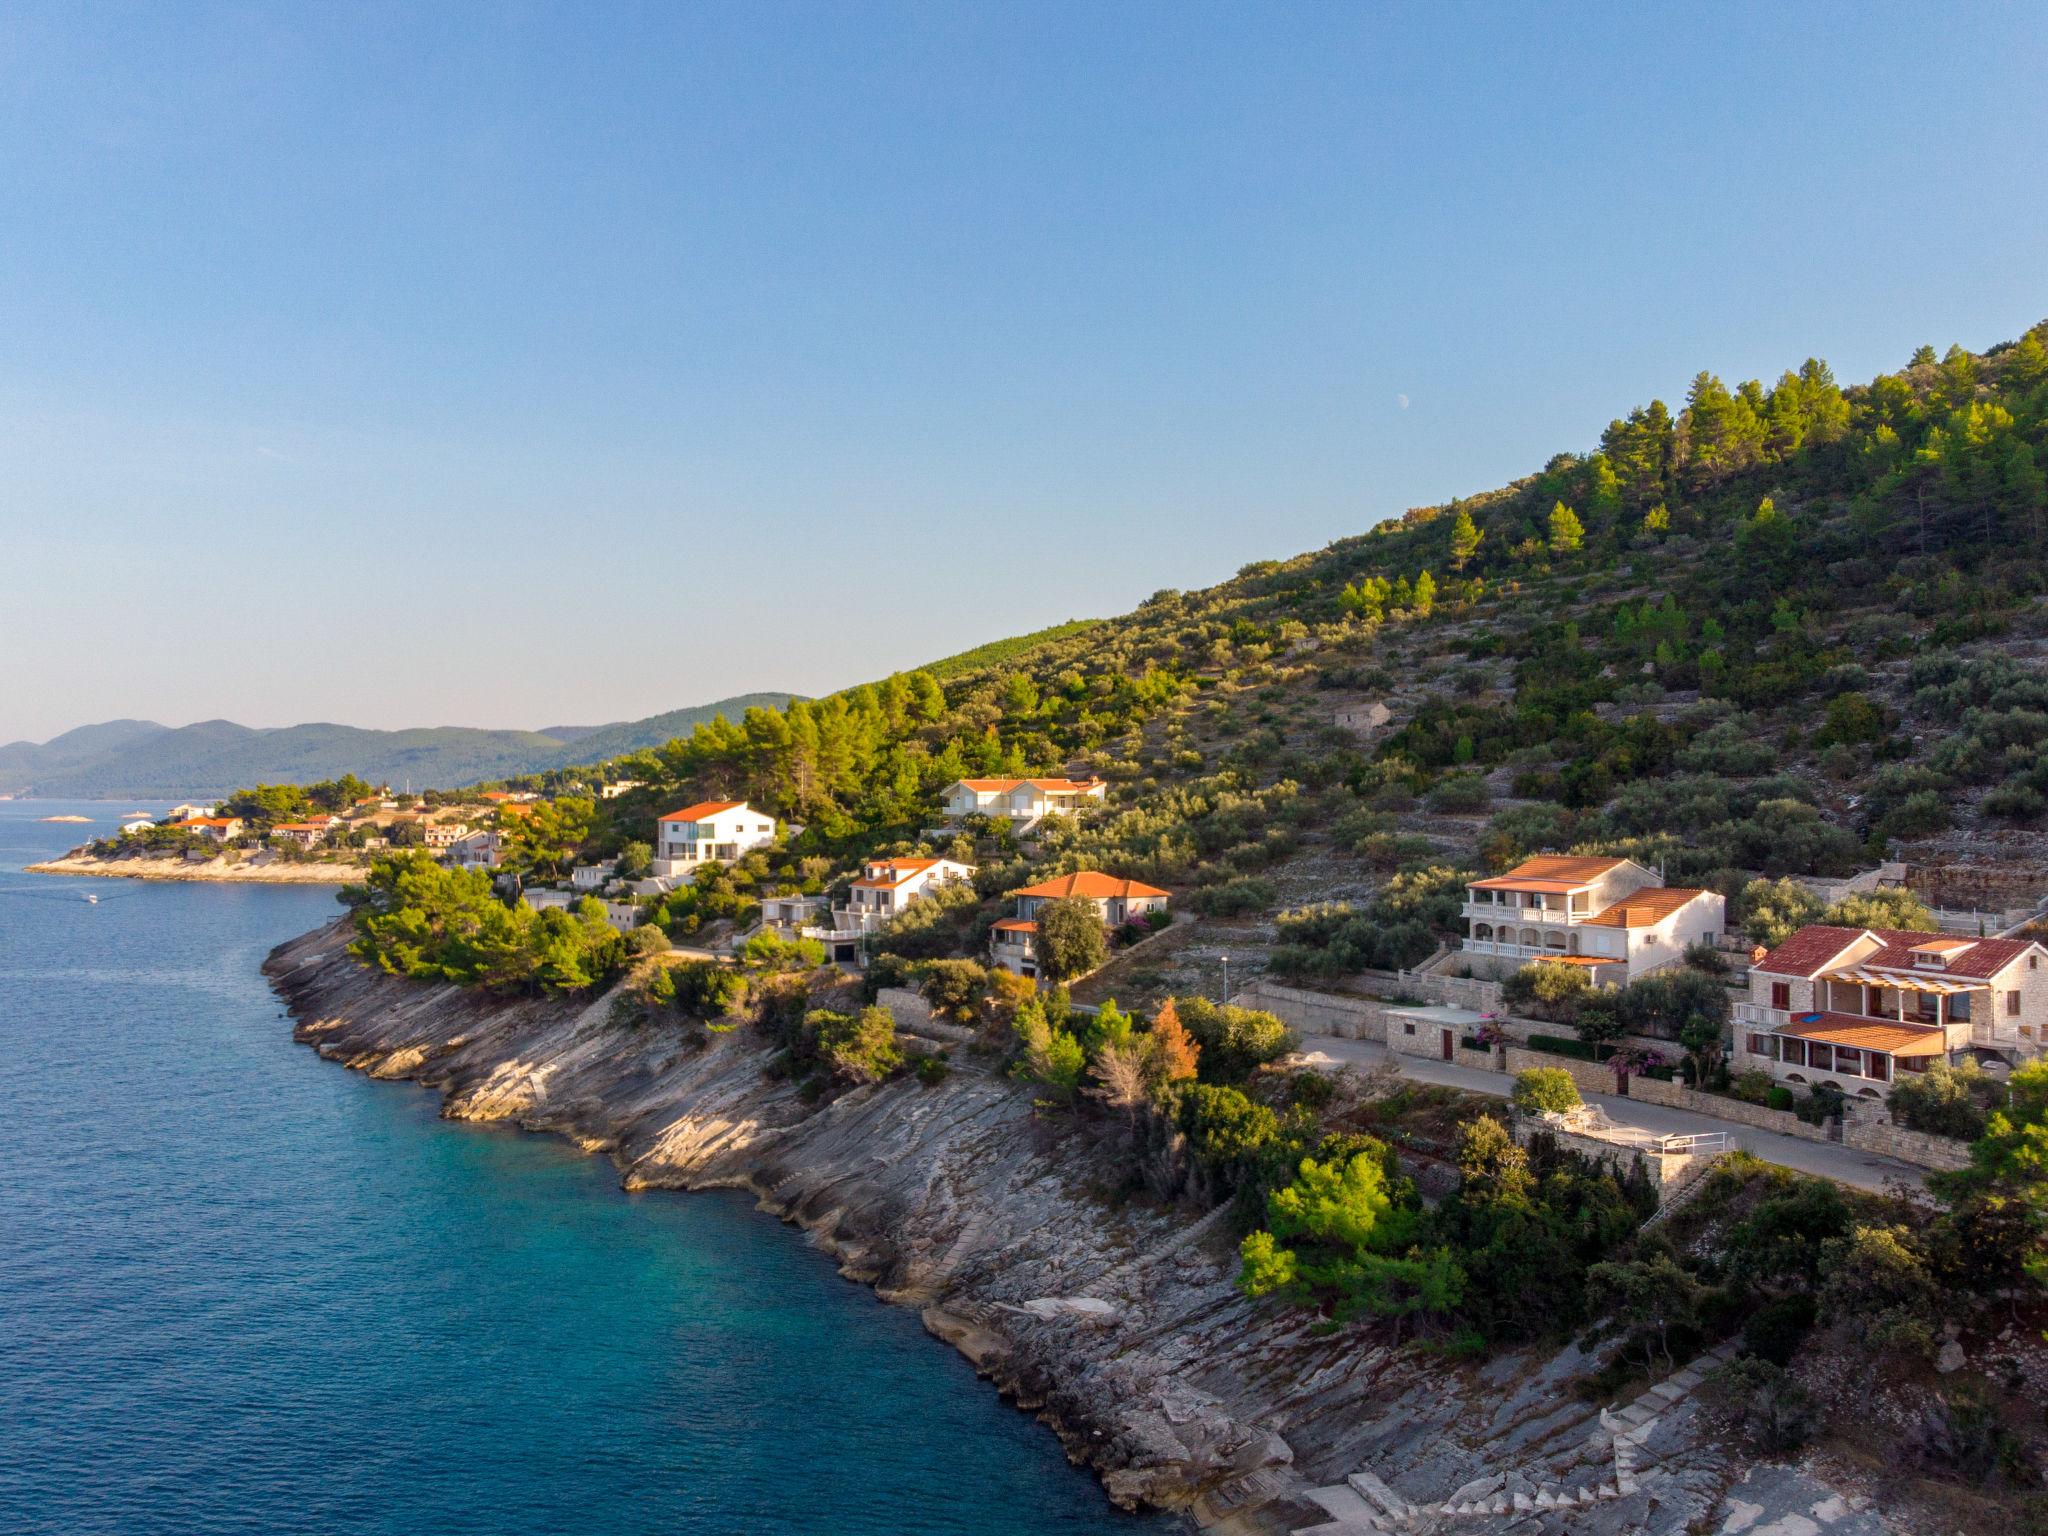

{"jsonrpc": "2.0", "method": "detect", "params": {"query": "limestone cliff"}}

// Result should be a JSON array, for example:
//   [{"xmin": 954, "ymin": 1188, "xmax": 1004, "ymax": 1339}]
[{"xmin": 264, "ymin": 921, "xmax": 1888, "ymax": 1536}]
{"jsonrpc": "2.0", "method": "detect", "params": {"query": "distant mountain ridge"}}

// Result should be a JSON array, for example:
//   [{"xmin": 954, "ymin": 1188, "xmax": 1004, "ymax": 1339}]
[{"xmin": 0, "ymin": 693, "xmax": 799, "ymax": 799}]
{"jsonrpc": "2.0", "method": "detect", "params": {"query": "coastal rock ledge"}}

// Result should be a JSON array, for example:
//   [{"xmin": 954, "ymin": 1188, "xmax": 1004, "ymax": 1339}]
[{"xmin": 265, "ymin": 921, "xmax": 1887, "ymax": 1536}]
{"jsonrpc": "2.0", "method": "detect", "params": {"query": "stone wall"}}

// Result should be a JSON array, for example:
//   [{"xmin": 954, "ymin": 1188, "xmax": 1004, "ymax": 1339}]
[
  {"xmin": 1399, "ymin": 968, "xmax": 1504, "ymax": 1013},
  {"xmin": 1501, "ymin": 1045, "xmax": 1614, "ymax": 1101},
  {"xmin": 1512, "ymin": 1118, "xmax": 1688, "ymax": 1189},
  {"xmin": 1231, "ymin": 979, "xmax": 1388, "ymax": 1041},
  {"xmin": 1841, "ymin": 1117, "xmax": 1974, "ymax": 1172},
  {"xmin": 1454, "ymin": 1045, "xmax": 1500, "ymax": 1073},
  {"xmin": 1625, "ymin": 1075, "xmax": 1835, "ymax": 1144}
]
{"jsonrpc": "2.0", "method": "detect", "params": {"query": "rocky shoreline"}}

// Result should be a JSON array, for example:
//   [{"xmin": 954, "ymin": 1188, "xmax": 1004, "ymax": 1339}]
[
  {"xmin": 29, "ymin": 854, "xmax": 368, "ymax": 884},
  {"xmin": 263, "ymin": 920, "xmax": 1889, "ymax": 1536}
]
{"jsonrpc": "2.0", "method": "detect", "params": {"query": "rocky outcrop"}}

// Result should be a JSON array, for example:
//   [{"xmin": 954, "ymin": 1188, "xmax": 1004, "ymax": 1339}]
[{"xmin": 264, "ymin": 921, "xmax": 1891, "ymax": 1535}]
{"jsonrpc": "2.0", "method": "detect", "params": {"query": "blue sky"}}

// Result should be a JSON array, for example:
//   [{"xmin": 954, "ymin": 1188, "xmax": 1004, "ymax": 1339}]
[{"xmin": 3, "ymin": 2, "xmax": 2044, "ymax": 743}]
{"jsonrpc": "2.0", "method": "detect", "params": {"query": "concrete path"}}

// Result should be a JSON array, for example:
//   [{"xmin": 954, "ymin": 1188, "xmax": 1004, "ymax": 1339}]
[{"xmin": 1294, "ymin": 1032, "xmax": 1929, "ymax": 1196}]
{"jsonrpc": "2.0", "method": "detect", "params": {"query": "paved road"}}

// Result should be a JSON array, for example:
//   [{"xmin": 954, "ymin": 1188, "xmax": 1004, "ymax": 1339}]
[{"xmin": 1294, "ymin": 1031, "xmax": 1930, "ymax": 1196}]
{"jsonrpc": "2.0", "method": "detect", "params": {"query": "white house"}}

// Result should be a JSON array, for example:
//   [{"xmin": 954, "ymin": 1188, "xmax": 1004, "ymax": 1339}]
[
  {"xmin": 1461, "ymin": 855, "xmax": 1724, "ymax": 984},
  {"xmin": 570, "ymin": 859, "xmax": 618, "ymax": 891},
  {"xmin": 166, "ymin": 803, "xmax": 217, "ymax": 822},
  {"xmin": 759, "ymin": 893, "xmax": 830, "ymax": 932},
  {"xmin": 939, "ymin": 777, "xmax": 1106, "ymax": 827},
  {"xmin": 422, "ymin": 820, "xmax": 471, "ymax": 850},
  {"xmin": 268, "ymin": 818, "xmax": 337, "ymax": 850},
  {"xmin": 446, "ymin": 829, "xmax": 505, "ymax": 870},
  {"xmin": 171, "ymin": 816, "xmax": 243, "ymax": 843},
  {"xmin": 599, "ymin": 780, "xmax": 645, "ymax": 800},
  {"xmin": 1734, "ymin": 925, "xmax": 2048, "ymax": 1096},
  {"xmin": 989, "ymin": 870, "xmax": 1171, "ymax": 979},
  {"xmin": 654, "ymin": 801, "xmax": 777, "ymax": 878},
  {"xmin": 839, "ymin": 857, "xmax": 975, "ymax": 933},
  {"xmin": 521, "ymin": 888, "xmax": 576, "ymax": 913}
]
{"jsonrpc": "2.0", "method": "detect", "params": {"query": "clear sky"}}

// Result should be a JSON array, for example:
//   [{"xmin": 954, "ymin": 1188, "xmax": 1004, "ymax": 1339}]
[{"xmin": 3, "ymin": 2, "xmax": 2044, "ymax": 744}]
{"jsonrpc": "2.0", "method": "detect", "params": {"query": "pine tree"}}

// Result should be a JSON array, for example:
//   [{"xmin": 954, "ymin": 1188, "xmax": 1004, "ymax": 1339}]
[
  {"xmin": 1448, "ymin": 506, "xmax": 1483, "ymax": 570},
  {"xmin": 1546, "ymin": 502, "xmax": 1584, "ymax": 553},
  {"xmin": 1148, "ymin": 999, "xmax": 1200, "ymax": 1084},
  {"xmin": 1412, "ymin": 569, "xmax": 1436, "ymax": 615}
]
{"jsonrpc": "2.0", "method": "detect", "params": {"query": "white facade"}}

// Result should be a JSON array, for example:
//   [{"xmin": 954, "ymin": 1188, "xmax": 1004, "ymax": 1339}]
[
  {"xmin": 570, "ymin": 860, "xmax": 618, "ymax": 891},
  {"xmin": 939, "ymin": 777, "xmax": 1107, "ymax": 825},
  {"xmin": 521, "ymin": 888, "xmax": 576, "ymax": 912},
  {"xmin": 1461, "ymin": 855, "xmax": 1723, "ymax": 984},
  {"xmin": 446, "ymin": 829, "xmax": 505, "ymax": 870},
  {"xmin": 839, "ymin": 857, "xmax": 975, "ymax": 933},
  {"xmin": 599, "ymin": 781, "xmax": 645, "ymax": 800},
  {"xmin": 654, "ymin": 801, "xmax": 776, "ymax": 879},
  {"xmin": 422, "ymin": 821, "xmax": 471, "ymax": 850}
]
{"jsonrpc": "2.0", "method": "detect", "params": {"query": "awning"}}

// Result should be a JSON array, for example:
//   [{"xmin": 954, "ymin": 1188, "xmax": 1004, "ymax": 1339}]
[
  {"xmin": 1777, "ymin": 1012, "xmax": 1950, "ymax": 1057},
  {"xmin": 1821, "ymin": 966, "xmax": 1982, "ymax": 996},
  {"xmin": 1525, "ymin": 955, "xmax": 1613, "ymax": 967}
]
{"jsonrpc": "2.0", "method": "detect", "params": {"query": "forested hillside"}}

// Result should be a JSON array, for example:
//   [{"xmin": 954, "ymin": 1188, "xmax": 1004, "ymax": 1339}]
[{"xmin": 554, "ymin": 320, "xmax": 2048, "ymax": 922}]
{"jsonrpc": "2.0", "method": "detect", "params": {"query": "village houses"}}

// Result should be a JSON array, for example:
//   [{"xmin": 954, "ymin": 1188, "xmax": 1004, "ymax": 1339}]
[
  {"xmin": 1461, "ymin": 855, "xmax": 1725, "ymax": 985},
  {"xmin": 1735, "ymin": 925, "xmax": 2048, "ymax": 1098},
  {"xmin": 654, "ymin": 800, "xmax": 776, "ymax": 879},
  {"xmin": 421, "ymin": 820, "xmax": 471, "ymax": 850},
  {"xmin": 990, "ymin": 870, "xmax": 1171, "ymax": 979},
  {"xmin": 445, "ymin": 828, "xmax": 505, "ymax": 871}
]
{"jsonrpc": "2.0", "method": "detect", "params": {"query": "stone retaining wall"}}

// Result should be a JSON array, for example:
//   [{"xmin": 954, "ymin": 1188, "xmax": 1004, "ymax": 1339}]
[
  {"xmin": 1624, "ymin": 1076, "xmax": 1836, "ymax": 1144},
  {"xmin": 1842, "ymin": 1118, "xmax": 1974, "ymax": 1172},
  {"xmin": 1500, "ymin": 1045, "xmax": 1614, "ymax": 1101},
  {"xmin": 1231, "ymin": 979, "xmax": 1388, "ymax": 1041},
  {"xmin": 1398, "ymin": 968, "xmax": 1504, "ymax": 1013}
]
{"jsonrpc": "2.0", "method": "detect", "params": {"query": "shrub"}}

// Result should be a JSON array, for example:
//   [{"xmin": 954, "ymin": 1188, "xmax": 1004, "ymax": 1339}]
[
  {"xmin": 1526, "ymin": 1033, "xmax": 1599, "ymax": 1062},
  {"xmin": 1889, "ymin": 1058, "xmax": 1995, "ymax": 1140},
  {"xmin": 1173, "ymin": 997, "xmax": 1298, "ymax": 1084},
  {"xmin": 1732, "ymin": 1068, "xmax": 1775, "ymax": 1106},
  {"xmin": 919, "ymin": 958, "xmax": 991, "ymax": 1023},
  {"xmin": 804, "ymin": 1005, "xmax": 902, "ymax": 1084},
  {"xmin": 669, "ymin": 960, "xmax": 746, "ymax": 1019},
  {"xmin": 1706, "ymin": 1358, "xmax": 1816, "ymax": 1454},
  {"xmin": 1193, "ymin": 877, "xmax": 1277, "ymax": 917},
  {"xmin": 1425, "ymin": 774, "xmax": 1490, "ymax": 813},
  {"xmin": 1512, "ymin": 1067, "xmax": 1580, "ymax": 1115},
  {"xmin": 1767, "ymin": 1086, "xmax": 1794, "ymax": 1111},
  {"xmin": 1501, "ymin": 961, "xmax": 1594, "ymax": 1023}
]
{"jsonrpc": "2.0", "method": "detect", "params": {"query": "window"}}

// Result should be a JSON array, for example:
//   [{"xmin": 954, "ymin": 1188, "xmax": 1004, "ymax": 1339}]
[
  {"xmin": 2010, "ymin": 991, "xmax": 2023, "ymax": 1017},
  {"xmin": 1770, "ymin": 982, "xmax": 1791, "ymax": 1010},
  {"xmin": 1746, "ymin": 1032, "xmax": 1770, "ymax": 1056},
  {"xmin": 1402, "ymin": 1022, "xmax": 1415, "ymax": 1036}
]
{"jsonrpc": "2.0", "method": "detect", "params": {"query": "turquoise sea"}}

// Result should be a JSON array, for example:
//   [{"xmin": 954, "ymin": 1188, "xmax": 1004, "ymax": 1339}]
[{"xmin": 0, "ymin": 801, "xmax": 1161, "ymax": 1535}]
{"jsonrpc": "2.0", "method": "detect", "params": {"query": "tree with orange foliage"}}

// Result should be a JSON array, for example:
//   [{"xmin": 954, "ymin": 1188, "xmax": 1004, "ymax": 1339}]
[{"xmin": 1149, "ymin": 998, "xmax": 1201, "ymax": 1086}]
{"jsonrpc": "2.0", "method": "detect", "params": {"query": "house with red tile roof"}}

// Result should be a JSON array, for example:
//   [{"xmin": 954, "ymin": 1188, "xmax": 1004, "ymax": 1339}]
[
  {"xmin": 838, "ymin": 856, "xmax": 976, "ymax": 934},
  {"xmin": 268, "ymin": 817, "xmax": 339, "ymax": 850},
  {"xmin": 990, "ymin": 869, "xmax": 1172, "ymax": 979},
  {"xmin": 939, "ymin": 776, "xmax": 1106, "ymax": 827},
  {"xmin": 1735, "ymin": 925, "xmax": 2048, "ymax": 1096},
  {"xmin": 171, "ymin": 815, "xmax": 243, "ymax": 842},
  {"xmin": 653, "ymin": 800, "xmax": 777, "ymax": 879},
  {"xmin": 1461, "ymin": 855, "xmax": 1724, "ymax": 984}
]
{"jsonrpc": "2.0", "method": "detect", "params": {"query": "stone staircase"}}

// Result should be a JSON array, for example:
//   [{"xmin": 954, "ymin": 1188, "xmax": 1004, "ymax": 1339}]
[
  {"xmin": 1638, "ymin": 1150, "xmax": 1730, "ymax": 1232},
  {"xmin": 1291, "ymin": 1337, "xmax": 1740, "ymax": 1533}
]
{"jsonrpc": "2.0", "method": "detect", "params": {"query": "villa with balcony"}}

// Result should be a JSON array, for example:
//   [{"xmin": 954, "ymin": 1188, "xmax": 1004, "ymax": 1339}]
[
  {"xmin": 1460, "ymin": 854, "xmax": 1725, "ymax": 984},
  {"xmin": 939, "ymin": 776, "xmax": 1107, "ymax": 829},
  {"xmin": 1734, "ymin": 924, "xmax": 2048, "ymax": 1097},
  {"xmin": 654, "ymin": 800, "xmax": 777, "ymax": 879}
]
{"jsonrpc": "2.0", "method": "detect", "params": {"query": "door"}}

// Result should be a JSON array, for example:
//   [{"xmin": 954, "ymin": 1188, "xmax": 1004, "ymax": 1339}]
[{"xmin": 1441, "ymin": 1029, "xmax": 1454, "ymax": 1062}]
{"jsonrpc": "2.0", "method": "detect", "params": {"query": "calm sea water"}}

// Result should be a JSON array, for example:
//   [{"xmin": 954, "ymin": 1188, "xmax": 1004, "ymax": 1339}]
[{"xmin": 0, "ymin": 801, "xmax": 1159, "ymax": 1535}]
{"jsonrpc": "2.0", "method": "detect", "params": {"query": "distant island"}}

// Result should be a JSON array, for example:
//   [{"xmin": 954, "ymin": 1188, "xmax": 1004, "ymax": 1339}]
[{"xmin": 0, "ymin": 692, "xmax": 800, "ymax": 800}]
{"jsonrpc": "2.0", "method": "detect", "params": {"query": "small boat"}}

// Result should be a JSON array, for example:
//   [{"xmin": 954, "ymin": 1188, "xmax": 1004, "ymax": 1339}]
[{"xmin": 83, "ymin": 893, "xmax": 98, "ymax": 904}]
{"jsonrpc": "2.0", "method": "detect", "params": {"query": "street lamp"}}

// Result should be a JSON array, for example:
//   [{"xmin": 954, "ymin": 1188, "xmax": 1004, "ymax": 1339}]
[{"xmin": 1220, "ymin": 952, "xmax": 1229, "ymax": 1004}]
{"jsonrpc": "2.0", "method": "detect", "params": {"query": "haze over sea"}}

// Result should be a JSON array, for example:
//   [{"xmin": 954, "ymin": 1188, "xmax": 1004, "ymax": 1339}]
[{"xmin": 0, "ymin": 801, "xmax": 1157, "ymax": 1535}]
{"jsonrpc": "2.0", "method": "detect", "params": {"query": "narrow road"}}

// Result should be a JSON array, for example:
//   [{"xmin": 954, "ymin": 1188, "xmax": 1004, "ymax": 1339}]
[{"xmin": 1294, "ymin": 1032, "xmax": 1930, "ymax": 1196}]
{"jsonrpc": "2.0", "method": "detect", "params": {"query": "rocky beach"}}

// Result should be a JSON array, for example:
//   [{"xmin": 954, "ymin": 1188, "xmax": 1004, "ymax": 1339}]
[{"xmin": 263, "ymin": 920, "xmax": 1889, "ymax": 1536}]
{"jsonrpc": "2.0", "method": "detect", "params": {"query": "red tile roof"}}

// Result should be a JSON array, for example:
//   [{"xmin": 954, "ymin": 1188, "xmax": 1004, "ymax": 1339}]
[
  {"xmin": 1470, "ymin": 854, "xmax": 1630, "ymax": 891},
  {"xmin": 953, "ymin": 777, "xmax": 1104, "ymax": 795},
  {"xmin": 1011, "ymin": 870, "xmax": 1170, "ymax": 901},
  {"xmin": 993, "ymin": 918, "xmax": 1037, "ymax": 933},
  {"xmin": 1757, "ymin": 925, "xmax": 2038, "ymax": 981},
  {"xmin": 658, "ymin": 800, "xmax": 746, "ymax": 823},
  {"xmin": 1585, "ymin": 887, "xmax": 1714, "ymax": 927},
  {"xmin": 1775, "ymin": 1012, "xmax": 1950, "ymax": 1057}
]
